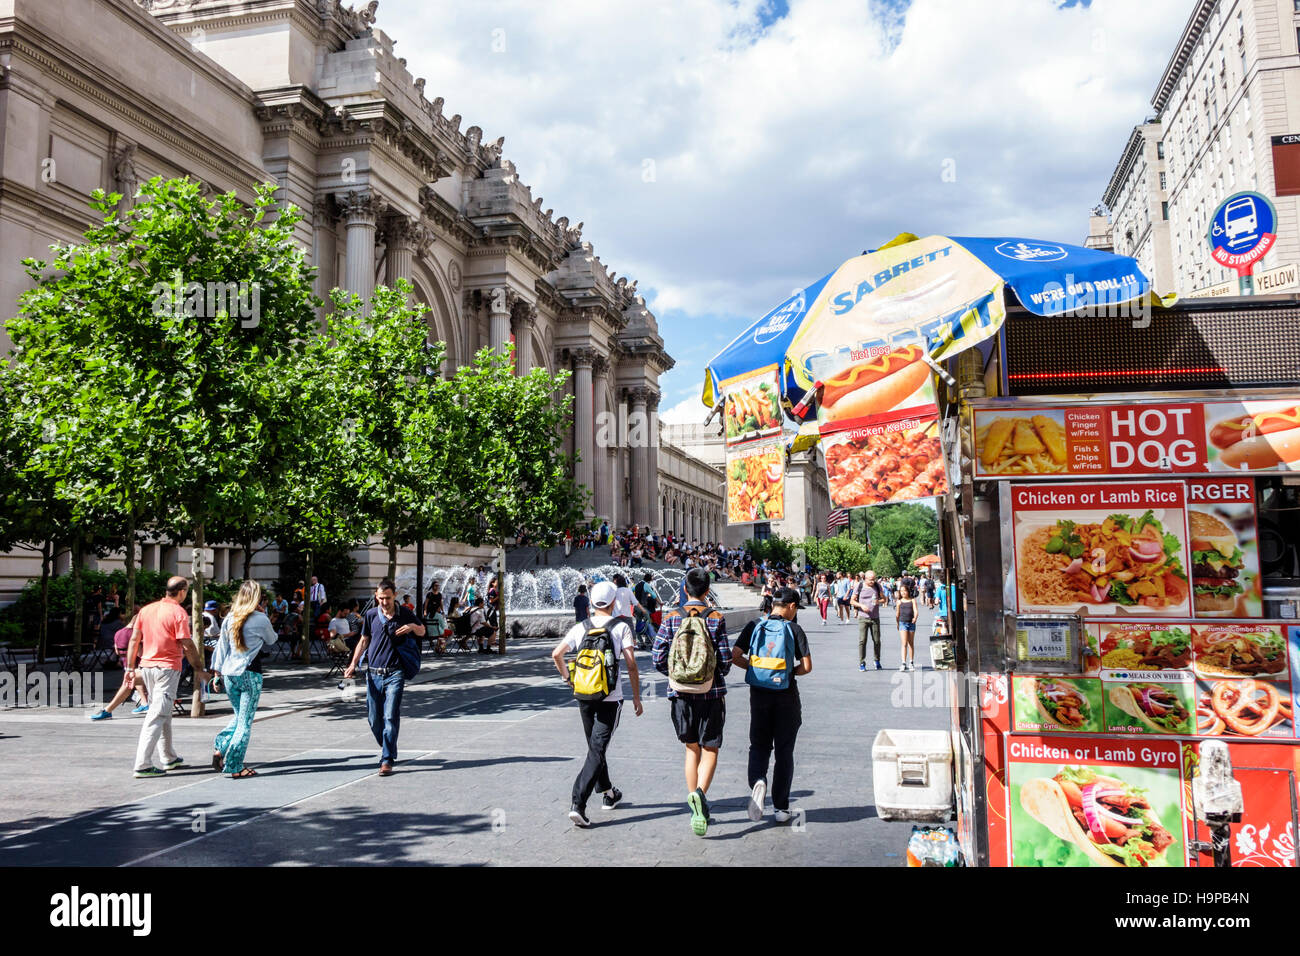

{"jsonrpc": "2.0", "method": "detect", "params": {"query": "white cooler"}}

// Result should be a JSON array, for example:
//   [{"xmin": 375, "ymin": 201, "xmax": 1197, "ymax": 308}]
[{"xmin": 872, "ymin": 728, "xmax": 954, "ymax": 822}]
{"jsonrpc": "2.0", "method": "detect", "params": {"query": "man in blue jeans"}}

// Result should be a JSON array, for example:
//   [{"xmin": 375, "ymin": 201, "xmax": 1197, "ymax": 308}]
[{"xmin": 343, "ymin": 579, "xmax": 425, "ymax": 776}]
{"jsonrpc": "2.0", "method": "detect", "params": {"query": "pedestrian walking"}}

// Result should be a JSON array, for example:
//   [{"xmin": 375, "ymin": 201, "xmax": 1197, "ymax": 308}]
[
  {"xmin": 551, "ymin": 581, "xmax": 642, "ymax": 828},
  {"xmin": 852, "ymin": 570, "xmax": 885, "ymax": 671},
  {"xmin": 653, "ymin": 567, "xmax": 731, "ymax": 836},
  {"xmin": 814, "ymin": 573, "xmax": 830, "ymax": 623},
  {"xmin": 733, "ymin": 587, "xmax": 812, "ymax": 823},
  {"xmin": 89, "ymin": 606, "xmax": 149, "ymax": 720},
  {"xmin": 343, "ymin": 578, "xmax": 426, "ymax": 776},
  {"xmin": 210, "ymin": 580, "xmax": 279, "ymax": 778},
  {"xmin": 573, "ymin": 583, "xmax": 590, "ymax": 622},
  {"xmin": 127, "ymin": 576, "xmax": 212, "ymax": 778},
  {"xmin": 895, "ymin": 584, "xmax": 919, "ymax": 671},
  {"xmin": 834, "ymin": 572, "xmax": 852, "ymax": 623}
]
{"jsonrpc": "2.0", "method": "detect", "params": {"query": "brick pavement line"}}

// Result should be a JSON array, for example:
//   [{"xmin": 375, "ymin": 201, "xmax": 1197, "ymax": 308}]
[{"xmin": 117, "ymin": 748, "xmax": 439, "ymax": 867}]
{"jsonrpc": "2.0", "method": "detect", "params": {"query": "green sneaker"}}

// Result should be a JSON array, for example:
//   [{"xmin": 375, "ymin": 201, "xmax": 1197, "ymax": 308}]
[
  {"xmin": 687, "ymin": 789, "xmax": 708, "ymax": 837},
  {"xmin": 134, "ymin": 767, "xmax": 166, "ymax": 778},
  {"xmin": 164, "ymin": 757, "xmax": 185, "ymax": 770}
]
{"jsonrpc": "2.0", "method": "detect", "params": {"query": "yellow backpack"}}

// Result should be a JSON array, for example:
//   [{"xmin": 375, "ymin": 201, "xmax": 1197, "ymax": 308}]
[{"xmin": 571, "ymin": 622, "xmax": 617, "ymax": 701}]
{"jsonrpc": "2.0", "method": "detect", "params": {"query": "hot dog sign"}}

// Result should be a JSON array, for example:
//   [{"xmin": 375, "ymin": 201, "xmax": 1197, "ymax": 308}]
[{"xmin": 973, "ymin": 397, "xmax": 1300, "ymax": 478}]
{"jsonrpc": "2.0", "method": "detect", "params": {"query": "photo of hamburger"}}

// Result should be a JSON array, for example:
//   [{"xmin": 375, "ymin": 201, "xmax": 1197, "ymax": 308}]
[
  {"xmin": 1188, "ymin": 510, "xmax": 1246, "ymax": 615},
  {"xmin": 1019, "ymin": 767, "xmax": 1178, "ymax": 867}
]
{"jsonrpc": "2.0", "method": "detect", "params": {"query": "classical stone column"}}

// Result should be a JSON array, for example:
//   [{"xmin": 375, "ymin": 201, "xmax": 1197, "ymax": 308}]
[
  {"xmin": 592, "ymin": 355, "xmax": 612, "ymax": 522},
  {"xmin": 572, "ymin": 349, "xmax": 596, "ymax": 515},
  {"xmin": 512, "ymin": 298, "xmax": 536, "ymax": 374},
  {"xmin": 643, "ymin": 393, "xmax": 660, "ymax": 531},
  {"xmin": 339, "ymin": 190, "xmax": 378, "ymax": 309},
  {"xmin": 489, "ymin": 288, "xmax": 511, "ymax": 353},
  {"xmin": 629, "ymin": 387, "xmax": 650, "ymax": 527},
  {"xmin": 384, "ymin": 215, "xmax": 419, "ymax": 288},
  {"xmin": 312, "ymin": 197, "xmax": 338, "ymax": 309}
]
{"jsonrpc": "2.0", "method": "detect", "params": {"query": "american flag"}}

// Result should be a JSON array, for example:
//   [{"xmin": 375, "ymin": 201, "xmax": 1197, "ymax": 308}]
[{"xmin": 826, "ymin": 508, "xmax": 850, "ymax": 533}]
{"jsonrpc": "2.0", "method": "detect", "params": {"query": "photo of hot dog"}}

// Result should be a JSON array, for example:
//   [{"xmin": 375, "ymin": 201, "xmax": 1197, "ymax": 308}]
[
  {"xmin": 1207, "ymin": 402, "xmax": 1300, "ymax": 471},
  {"xmin": 819, "ymin": 345, "xmax": 932, "ymax": 424}
]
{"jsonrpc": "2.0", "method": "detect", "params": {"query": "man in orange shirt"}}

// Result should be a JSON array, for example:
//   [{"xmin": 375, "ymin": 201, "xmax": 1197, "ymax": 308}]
[{"xmin": 126, "ymin": 576, "xmax": 212, "ymax": 778}]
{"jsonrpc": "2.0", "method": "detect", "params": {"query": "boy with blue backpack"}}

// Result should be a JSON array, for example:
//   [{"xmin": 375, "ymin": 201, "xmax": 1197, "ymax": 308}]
[{"xmin": 732, "ymin": 587, "xmax": 812, "ymax": 823}]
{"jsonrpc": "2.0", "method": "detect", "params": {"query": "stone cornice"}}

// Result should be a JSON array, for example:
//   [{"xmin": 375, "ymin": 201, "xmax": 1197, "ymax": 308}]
[
  {"xmin": 419, "ymin": 185, "xmax": 478, "ymax": 245},
  {"xmin": 0, "ymin": 26, "xmax": 267, "ymax": 193}
]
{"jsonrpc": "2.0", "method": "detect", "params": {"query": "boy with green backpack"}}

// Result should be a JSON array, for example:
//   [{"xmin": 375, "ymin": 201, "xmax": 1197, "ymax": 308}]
[
  {"xmin": 732, "ymin": 587, "xmax": 812, "ymax": 824},
  {"xmin": 551, "ymin": 581, "xmax": 642, "ymax": 828},
  {"xmin": 653, "ymin": 568, "xmax": 732, "ymax": 837}
]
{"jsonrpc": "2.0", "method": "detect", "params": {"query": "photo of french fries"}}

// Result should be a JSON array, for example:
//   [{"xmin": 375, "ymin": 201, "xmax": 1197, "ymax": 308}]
[{"xmin": 977, "ymin": 411, "xmax": 1068, "ymax": 475}]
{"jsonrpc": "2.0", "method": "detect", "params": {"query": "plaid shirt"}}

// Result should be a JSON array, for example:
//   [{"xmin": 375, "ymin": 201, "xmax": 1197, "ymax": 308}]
[{"xmin": 653, "ymin": 601, "xmax": 731, "ymax": 699}]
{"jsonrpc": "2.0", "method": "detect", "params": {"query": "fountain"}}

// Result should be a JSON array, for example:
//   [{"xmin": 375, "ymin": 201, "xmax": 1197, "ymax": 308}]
[{"xmin": 375, "ymin": 564, "xmax": 695, "ymax": 639}]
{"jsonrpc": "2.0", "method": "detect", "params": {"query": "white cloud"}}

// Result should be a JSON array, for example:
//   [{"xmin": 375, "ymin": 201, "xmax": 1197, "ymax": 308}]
[
  {"xmin": 381, "ymin": 0, "xmax": 1192, "ymax": 396},
  {"xmin": 659, "ymin": 394, "xmax": 711, "ymax": 425}
]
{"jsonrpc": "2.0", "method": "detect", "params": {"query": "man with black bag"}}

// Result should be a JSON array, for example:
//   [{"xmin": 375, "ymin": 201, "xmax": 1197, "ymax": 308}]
[{"xmin": 343, "ymin": 579, "xmax": 425, "ymax": 777}]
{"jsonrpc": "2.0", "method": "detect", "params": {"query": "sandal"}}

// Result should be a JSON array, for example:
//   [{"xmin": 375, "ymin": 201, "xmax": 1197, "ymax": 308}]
[
  {"xmin": 212, "ymin": 752, "xmax": 224, "ymax": 772},
  {"xmin": 230, "ymin": 767, "xmax": 256, "ymax": 779}
]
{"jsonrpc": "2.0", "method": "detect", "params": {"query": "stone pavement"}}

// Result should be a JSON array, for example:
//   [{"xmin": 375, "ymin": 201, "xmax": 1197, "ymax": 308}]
[{"xmin": 0, "ymin": 604, "xmax": 951, "ymax": 866}]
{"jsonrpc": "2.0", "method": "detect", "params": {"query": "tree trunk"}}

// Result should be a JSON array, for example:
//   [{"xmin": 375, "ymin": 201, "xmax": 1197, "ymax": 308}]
[
  {"xmin": 386, "ymin": 537, "xmax": 397, "ymax": 583},
  {"xmin": 300, "ymin": 549, "xmax": 313, "ymax": 664},
  {"xmin": 124, "ymin": 508, "xmax": 137, "ymax": 619},
  {"xmin": 71, "ymin": 534, "xmax": 84, "ymax": 655},
  {"xmin": 190, "ymin": 524, "xmax": 206, "ymax": 717},
  {"xmin": 37, "ymin": 539, "xmax": 52, "ymax": 665}
]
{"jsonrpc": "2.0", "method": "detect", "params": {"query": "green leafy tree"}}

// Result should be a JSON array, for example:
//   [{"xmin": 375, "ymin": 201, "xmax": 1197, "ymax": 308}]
[
  {"xmin": 802, "ymin": 535, "xmax": 871, "ymax": 574},
  {"xmin": 10, "ymin": 177, "xmax": 319, "ymax": 711},
  {"xmin": 871, "ymin": 544, "xmax": 900, "ymax": 579},
  {"xmin": 440, "ymin": 345, "xmax": 586, "ymax": 548},
  {"xmin": 320, "ymin": 283, "xmax": 452, "ymax": 582}
]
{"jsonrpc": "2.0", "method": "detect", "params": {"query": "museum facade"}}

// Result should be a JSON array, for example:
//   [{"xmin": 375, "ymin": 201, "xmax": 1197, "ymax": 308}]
[{"xmin": 0, "ymin": 0, "xmax": 725, "ymax": 599}]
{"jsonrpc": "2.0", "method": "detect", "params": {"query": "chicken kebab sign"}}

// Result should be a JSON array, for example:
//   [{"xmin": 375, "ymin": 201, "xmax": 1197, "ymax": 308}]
[{"xmin": 787, "ymin": 238, "xmax": 1008, "ymax": 507}]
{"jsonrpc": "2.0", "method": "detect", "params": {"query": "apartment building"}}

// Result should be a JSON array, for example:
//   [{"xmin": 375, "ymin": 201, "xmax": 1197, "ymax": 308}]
[{"xmin": 1094, "ymin": 0, "xmax": 1300, "ymax": 296}]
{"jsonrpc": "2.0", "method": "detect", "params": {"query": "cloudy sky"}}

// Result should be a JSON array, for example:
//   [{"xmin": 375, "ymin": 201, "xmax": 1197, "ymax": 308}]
[{"xmin": 380, "ymin": 0, "xmax": 1191, "ymax": 421}]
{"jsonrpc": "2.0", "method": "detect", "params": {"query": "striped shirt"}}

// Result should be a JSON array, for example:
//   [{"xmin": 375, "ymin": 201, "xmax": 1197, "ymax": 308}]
[{"xmin": 653, "ymin": 601, "xmax": 731, "ymax": 700}]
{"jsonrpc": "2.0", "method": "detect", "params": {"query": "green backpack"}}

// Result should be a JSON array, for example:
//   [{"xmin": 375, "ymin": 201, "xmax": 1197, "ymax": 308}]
[{"xmin": 668, "ymin": 606, "xmax": 717, "ymax": 694}]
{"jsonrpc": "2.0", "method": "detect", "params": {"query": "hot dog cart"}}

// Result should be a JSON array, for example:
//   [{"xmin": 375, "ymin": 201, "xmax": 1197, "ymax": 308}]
[{"xmin": 938, "ymin": 293, "xmax": 1300, "ymax": 868}]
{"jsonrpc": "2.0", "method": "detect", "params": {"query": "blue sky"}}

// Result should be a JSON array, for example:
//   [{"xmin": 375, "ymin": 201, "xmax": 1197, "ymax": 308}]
[{"xmin": 382, "ymin": 0, "xmax": 1188, "ymax": 420}]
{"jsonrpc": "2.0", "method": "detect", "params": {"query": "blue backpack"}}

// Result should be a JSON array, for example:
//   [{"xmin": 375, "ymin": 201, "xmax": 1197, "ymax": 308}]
[{"xmin": 746, "ymin": 617, "xmax": 794, "ymax": 691}]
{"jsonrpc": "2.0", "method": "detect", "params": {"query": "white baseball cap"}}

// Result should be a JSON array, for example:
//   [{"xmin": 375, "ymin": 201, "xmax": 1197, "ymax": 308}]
[{"xmin": 590, "ymin": 581, "xmax": 617, "ymax": 608}]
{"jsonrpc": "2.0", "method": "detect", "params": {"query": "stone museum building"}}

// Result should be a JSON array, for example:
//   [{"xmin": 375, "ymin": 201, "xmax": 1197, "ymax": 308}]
[{"xmin": 0, "ymin": 0, "xmax": 725, "ymax": 599}]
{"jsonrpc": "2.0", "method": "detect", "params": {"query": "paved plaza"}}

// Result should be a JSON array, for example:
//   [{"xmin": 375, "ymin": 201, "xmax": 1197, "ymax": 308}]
[{"xmin": 0, "ymin": 606, "xmax": 949, "ymax": 866}]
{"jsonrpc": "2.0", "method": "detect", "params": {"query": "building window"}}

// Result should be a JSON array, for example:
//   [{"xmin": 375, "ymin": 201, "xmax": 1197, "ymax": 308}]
[
  {"xmin": 1157, "ymin": 140, "xmax": 1165, "ymax": 159},
  {"xmin": 1162, "ymin": 201, "xmax": 1169, "ymax": 220},
  {"xmin": 1159, "ymin": 171, "xmax": 1167, "ymax": 190},
  {"xmin": 1228, "ymin": 159, "xmax": 1235, "ymax": 185}
]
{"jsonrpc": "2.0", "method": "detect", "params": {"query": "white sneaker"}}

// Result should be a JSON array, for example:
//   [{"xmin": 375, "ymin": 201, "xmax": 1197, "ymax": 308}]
[
  {"xmin": 568, "ymin": 807, "xmax": 592, "ymax": 828},
  {"xmin": 747, "ymin": 779, "xmax": 767, "ymax": 822},
  {"xmin": 899, "ymin": 663, "xmax": 908, "ymax": 671},
  {"xmin": 774, "ymin": 807, "xmax": 794, "ymax": 824}
]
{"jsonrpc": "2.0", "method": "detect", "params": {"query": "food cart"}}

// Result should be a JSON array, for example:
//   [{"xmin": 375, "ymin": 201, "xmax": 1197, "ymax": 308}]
[{"xmin": 938, "ymin": 293, "xmax": 1300, "ymax": 867}]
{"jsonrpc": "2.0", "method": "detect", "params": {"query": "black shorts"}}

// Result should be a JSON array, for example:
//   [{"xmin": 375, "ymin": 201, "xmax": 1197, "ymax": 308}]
[{"xmin": 670, "ymin": 695, "xmax": 725, "ymax": 748}]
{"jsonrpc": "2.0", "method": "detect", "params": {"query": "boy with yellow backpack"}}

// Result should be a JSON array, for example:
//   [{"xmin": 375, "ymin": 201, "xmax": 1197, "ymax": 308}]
[{"xmin": 551, "ymin": 581, "xmax": 643, "ymax": 828}]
